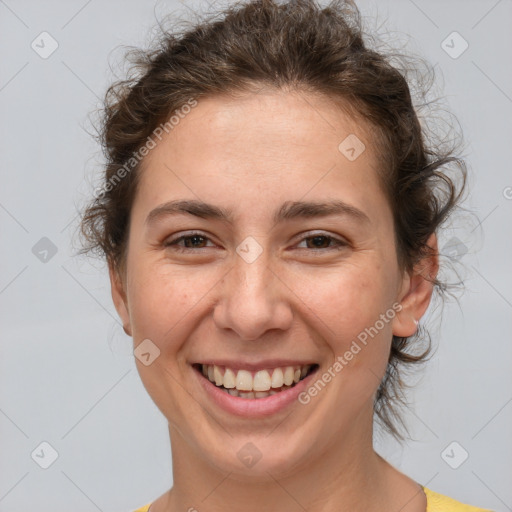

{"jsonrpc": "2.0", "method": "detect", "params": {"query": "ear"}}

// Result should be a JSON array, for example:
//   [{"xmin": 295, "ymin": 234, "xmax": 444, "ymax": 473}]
[
  {"xmin": 108, "ymin": 260, "xmax": 132, "ymax": 337},
  {"xmin": 392, "ymin": 233, "xmax": 439, "ymax": 338}
]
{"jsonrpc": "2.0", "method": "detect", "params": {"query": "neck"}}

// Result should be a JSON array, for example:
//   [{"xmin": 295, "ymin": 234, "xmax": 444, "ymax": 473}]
[{"xmin": 161, "ymin": 407, "xmax": 395, "ymax": 512}]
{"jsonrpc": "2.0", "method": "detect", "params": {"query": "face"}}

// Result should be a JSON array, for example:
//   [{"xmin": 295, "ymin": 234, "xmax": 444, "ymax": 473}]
[{"xmin": 110, "ymin": 88, "xmax": 435, "ymax": 479}]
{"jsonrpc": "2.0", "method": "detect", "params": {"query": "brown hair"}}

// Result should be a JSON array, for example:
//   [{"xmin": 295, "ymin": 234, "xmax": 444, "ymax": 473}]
[{"xmin": 78, "ymin": 0, "xmax": 467, "ymax": 441}]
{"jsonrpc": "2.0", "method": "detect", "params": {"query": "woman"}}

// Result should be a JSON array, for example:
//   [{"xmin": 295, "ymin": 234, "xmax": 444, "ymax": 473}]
[{"xmin": 79, "ymin": 0, "xmax": 494, "ymax": 510}]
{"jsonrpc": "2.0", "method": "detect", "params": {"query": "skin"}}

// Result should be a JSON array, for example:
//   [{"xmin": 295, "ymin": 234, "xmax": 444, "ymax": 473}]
[{"xmin": 110, "ymin": 88, "xmax": 438, "ymax": 512}]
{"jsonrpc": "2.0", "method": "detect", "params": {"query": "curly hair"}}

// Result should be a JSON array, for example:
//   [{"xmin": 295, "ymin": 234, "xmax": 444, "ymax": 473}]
[{"xmin": 78, "ymin": 0, "xmax": 467, "ymax": 441}]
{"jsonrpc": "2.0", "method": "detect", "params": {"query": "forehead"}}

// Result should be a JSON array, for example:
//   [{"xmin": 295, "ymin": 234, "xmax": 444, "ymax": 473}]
[
  {"xmin": 134, "ymin": 89, "xmax": 390, "ymax": 225},
  {"xmin": 163, "ymin": 89, "xmax": 375, "ymax": 165}
]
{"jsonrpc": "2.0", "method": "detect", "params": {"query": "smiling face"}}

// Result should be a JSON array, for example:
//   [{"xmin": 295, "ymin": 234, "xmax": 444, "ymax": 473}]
[{"xmin": 110, "ymin": 88, "xmax": 435, "ymax": 479}]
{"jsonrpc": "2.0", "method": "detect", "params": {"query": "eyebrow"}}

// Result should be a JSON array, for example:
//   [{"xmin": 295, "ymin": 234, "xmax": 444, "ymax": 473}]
[{"xmin": 145, "ymin": 199, "xmax": 370, "ymax": 226}]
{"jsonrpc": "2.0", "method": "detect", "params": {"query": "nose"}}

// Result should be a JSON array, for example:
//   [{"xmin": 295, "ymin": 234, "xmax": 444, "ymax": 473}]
[{"xmin": 212, "ymin": 249, "xmax": 293, "ymax": 341}]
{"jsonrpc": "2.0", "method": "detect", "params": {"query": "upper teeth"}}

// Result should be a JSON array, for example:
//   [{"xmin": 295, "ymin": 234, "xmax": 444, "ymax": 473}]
[{"xmin": 201, "ymin": 364, "xmax": 311, "ymax": 391}]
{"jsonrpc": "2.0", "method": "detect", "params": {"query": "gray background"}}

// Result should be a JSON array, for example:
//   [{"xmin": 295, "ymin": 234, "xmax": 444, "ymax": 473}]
[{"xmin": 0, "ymin": 0, "xmax": 511, "ymax": 511}]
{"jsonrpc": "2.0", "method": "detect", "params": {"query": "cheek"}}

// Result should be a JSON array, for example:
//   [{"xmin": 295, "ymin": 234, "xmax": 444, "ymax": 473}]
[
  {"xmin": 291, "ymin": 262, "xmax": 395, "ymax": 340},
  {"xmin": 289, "ymin": 261, "xmax": 396, "ymax": 396},
  {"xmin": 128, "ymin": 244, "xmax": 398, "ymax": 358},
  {"xmin": 126, "ymin": 265, "xmax": 209, "ymax": 416},
  {"xmin": 127, "ymin": 262, "xmax": 216, "ymax": 350}
]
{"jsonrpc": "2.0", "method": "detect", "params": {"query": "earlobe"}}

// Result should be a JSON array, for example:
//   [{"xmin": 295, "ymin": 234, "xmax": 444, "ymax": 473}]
[
  {"xmin": 108, "ymin": 261, "xmax": 132, "ymax": 337},
  {"xmin": 392, "ymin": 287, "xmax": 420, "ymax": 338},
  {"xmin": 392, "ymin": 233, "xmax": 439, "ymax": 338}
]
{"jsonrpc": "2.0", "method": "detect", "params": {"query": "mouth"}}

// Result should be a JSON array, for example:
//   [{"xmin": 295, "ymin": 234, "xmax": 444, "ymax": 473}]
[{"xmin": 192, "ymin": 362, "xmax": 319, "ymax": 399}]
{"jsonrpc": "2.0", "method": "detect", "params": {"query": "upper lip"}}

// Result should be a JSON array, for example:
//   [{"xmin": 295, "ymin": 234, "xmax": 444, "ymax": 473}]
[{"xmin": 192, "ymin": 360, "xmax": 318, "ymax": 371}]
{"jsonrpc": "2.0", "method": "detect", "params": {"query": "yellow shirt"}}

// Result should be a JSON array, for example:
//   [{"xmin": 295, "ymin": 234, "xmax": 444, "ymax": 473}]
[{"xmin": 131, "ymin": 486, "xmax": 494, "ymax": 511}]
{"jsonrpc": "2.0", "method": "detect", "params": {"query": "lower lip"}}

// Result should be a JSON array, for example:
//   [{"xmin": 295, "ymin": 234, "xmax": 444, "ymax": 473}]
[{"xmin": 193, "ymin": 366, "xmax": 318, "ymax": 418}]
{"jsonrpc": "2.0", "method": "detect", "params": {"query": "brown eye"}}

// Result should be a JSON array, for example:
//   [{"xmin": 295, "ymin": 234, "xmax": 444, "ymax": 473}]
[
  {"xmin": 297, "ymin": 234, "xmax": 348, "ymax": 251},
  {"xmin": 305, "ymin": 235, "xmax": 333, "ymax": 249},
  {"xmin": 164, "ymin": 232, "xmax": 214, "ymax": 252}
]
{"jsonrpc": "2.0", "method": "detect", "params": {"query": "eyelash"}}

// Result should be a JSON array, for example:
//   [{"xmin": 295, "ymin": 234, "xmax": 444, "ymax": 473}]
[{"xmin": 163, "ymin": 231, "xmax": 349, "ymax": 253}]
